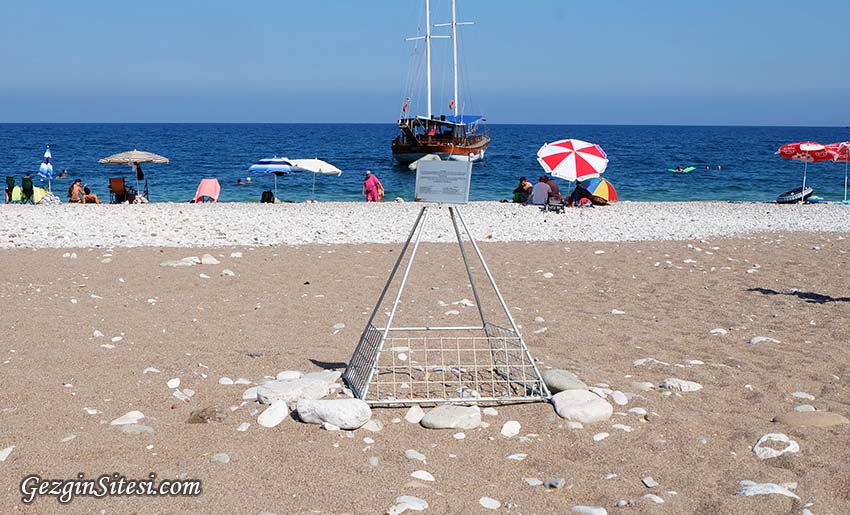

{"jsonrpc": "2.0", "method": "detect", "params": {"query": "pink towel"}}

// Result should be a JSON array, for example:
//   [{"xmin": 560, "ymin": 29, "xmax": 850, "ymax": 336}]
[{"xmin": 194, "ymin": 179, "xmax": 221, "ymax": 203}]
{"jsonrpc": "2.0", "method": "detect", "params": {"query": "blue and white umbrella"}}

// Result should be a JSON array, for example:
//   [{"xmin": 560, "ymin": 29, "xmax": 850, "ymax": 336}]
[
  {"xmin": 247, "ymin": 157, "xmax": 295, "ymax": 197},
  {"xmin": 38, "ymin": 146, "xmax": 55, "ymax": 190}
]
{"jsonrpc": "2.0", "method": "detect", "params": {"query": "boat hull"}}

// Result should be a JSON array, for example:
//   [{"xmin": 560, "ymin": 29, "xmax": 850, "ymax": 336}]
[{"xmin": 392, "ymin": 136, "xmax": 490, "ymax": 165}]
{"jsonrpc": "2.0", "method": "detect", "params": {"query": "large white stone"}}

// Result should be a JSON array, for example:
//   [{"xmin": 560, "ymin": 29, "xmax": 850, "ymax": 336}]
[
  {"xmin": 405, "ymin": 405, "xmax": 426, "ymax": 423},
  {"xmin": 551, "ymin": 390, "xmax": 613, "ymax": 423},
  {"xmin": 737, "ymin": 481, "xmax": 799, "ymax": 499},
  {"xmin": 500, "ymin": 420, "xmax": 521, "ymax": 438},
  {"xmin": 659, "ymin": 378, "xmax": 703, "ymax": 392},
  {"xmin": 542, "ymin": 369, "xmax": 588, "ymax": 393},
  {"xmin": 255, "ymin": 374, "xmax": 335, "ymax": 404},
  {"xmin": 257, "ymin": 401, "xmax": 289, "ymax": 428},
  {"xmin": 200, "ymin": 254, "xmax": 220, "ymax": 265},
  {"xmin": 387, "ymin": 495, "xmax": 428, "ymax": 515},
  {"xmin": 296, "ymin": 398, "xmax": 372, "ymax": 430},
  {"xmin": 420, "ymin": 405, "xmax": 481, "ymax": 429}
]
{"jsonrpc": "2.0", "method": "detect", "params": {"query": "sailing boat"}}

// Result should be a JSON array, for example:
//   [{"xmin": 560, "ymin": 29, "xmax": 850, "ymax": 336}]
[{"xmin": 391, "ymin": 0, "xmax": 490, "ymax": 164}]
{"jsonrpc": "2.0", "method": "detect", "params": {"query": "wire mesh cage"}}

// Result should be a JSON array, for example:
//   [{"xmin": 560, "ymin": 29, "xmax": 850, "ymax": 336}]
[{"xmin": 343, "ymin": 205, "xmax": 550, "ymax": 406}]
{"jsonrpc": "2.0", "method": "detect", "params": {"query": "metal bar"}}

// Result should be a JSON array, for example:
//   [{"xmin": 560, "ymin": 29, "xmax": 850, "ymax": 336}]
[
  {"xmin": 377, "ymin": 326, "xmax": 484, "ymax": 332},
  {"xmin": 449, "ymin": 206, "xmax": 487, "ymax": 326},
  {"xmin": 455, "ymin": 207, "xmax": 551, "ymax": 398}
]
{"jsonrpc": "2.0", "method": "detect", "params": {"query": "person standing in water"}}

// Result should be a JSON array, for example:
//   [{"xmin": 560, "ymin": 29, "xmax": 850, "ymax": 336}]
[{"xmin": 362, "ymin": 170, "xmax": 384, "ymax": 202}]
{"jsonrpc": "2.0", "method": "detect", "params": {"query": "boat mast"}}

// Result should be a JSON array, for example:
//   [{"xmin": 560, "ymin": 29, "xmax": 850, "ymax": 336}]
[
  {"xmin": 436, "ymin": 0, "xmax": 474, "ymax": 117},
  {"xmin": 406, "ymin": 0, "xmax": 447, "ymax": 119}
]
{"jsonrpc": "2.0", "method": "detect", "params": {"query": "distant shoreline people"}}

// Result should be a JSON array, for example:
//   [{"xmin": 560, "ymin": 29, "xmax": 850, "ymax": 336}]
[
  {"xmin": 58, "ymin": 168, "xmax": 68, "ymax": 178},
  {"xmin": 82, "ymin": 186, "xmax": 102, "ymax": 204},
  {"xmin": 236, "ymin": 178, "xmax": 244, "ymax": 186},
  {"xmin": 362, "ymin": 170, "xmax": 384, "ymax": 202},
  {"xmin": 512, "ymin": 176, "xmax": 532, "ymax": 203},
  {"xmin": 68, "ymin": 179, "xmax": 85, "ymax": 203},
  {"xmin": 717, "ymin": 165, "xmax": 722, "ymax": 171}
]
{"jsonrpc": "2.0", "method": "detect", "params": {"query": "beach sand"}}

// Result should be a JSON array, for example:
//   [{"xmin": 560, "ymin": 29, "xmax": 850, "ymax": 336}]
[{"xmin": 1, "ymin": 230, "xmax": 849, "ymax": 514}]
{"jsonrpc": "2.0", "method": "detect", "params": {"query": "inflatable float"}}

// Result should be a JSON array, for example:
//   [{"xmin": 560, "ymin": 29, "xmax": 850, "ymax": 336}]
[
  {"xmin": 776, "ymin": 186, "xmax": 813, "ymax": 204},
  {"xmin": 668, "ymin": 166, "xmax": 696, "ymax": 173}
]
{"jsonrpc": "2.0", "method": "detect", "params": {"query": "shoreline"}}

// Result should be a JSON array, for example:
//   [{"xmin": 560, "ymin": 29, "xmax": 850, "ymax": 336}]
[{"xmin": 2, "ymin": 201, "xmax": 848, "ymax": 249}]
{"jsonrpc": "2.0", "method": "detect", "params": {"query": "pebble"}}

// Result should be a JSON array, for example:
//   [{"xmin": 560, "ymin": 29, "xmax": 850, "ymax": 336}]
[
  {"xmin": 110, "ymin": 411, "xmax": 144, "ymax": 425},
  {"xmin": 610, "ymin": 391, "xmax": 628, "ymax": 405},
  {"xmin": 257, "ymin": 401, "xmax": 289, "ymax": 428},
  {"xmin": 483, "ymin": 407, "xmax": 498, "ymax": 416},
  {"xmin": 219, "ymin": 377, "xmax": 234, "ymax": 385},
  {"xmin": 200, "ymin": 254, "xmax": 220, "ymax": 265},
  {"xmin": 230, "ymin": 252, "xmax": 242, "ymax": 258},
  {"xmin": 405, "ymin": 405, "xmax": 426, "ymax": 423},
  {"xmin": 479, "ymin": 497, "xmax": 501, "ymax": 510},
  {"xmin": 752, "ymin": 433, "xmax": 799, "ymax": 459},
  {"xmin": 534, "ymin": 316, "xmax": 545, "ymax": 323},
  {"xmin": 572, "ymin": 507, "xmax": 608, "ymax": 515},
  {"xmin": 61, "ymin": 435, "xmax": 78, "ymax": 443},
  {"xmin": 628, "ymin": 407, "xmax": 647, "ymax": 416},
  {"xmin": 142, "ymin": 367, "xmax": 160, "ymax": 374},
  {"xmin": 710, "ymin": 328, "xmax": 728, "ymax": 335},
  {"xmin": 500, "ymin": 420, "xmax": 521, "ymax": 438},
  {"xmin": 111, "ymin": 336, "xmax": 122, "ymax": 343},
  {"xmin": 405, "ymin": 449, "xmax": 426, "ymax": 462},
  {"xmin": 388, "ymin": 495, "xmax": 428, "ymax": 515},
  {"xmin": 363, "ymin": 437, "xmax": 375, "ymax": 445},
  {"xmin": 642, "ymin": 477, "xmax": 659, "ymax": 488},
  {"xmin": 237, "ymin": 422, "xmax": 250, "ymax": 432},
  {"xmin": 167, "ymin": 378, "xmax": 180, "ymax": 389},
  {"xmin": 209, "ymin": 453, "xmax": 230, "ymax": 464},
  {"xmin": 612, "ymin": 424, "xmax": 633, "ymax": 432},
  {"xmin": 524, "ymin": 477, "xmax": 543, "ymax": 486},
  {"xmin": 773, "ymin": 411, "xmax": 849, "ymax": 427},
  {"xmin": 276, "ymin": 370, "xmax": 303, "ymax": 381},
  {"xmin": 552, "ymin": 389, "xmax": 613, "ymax": 423},
  {"xmin": 368, "ymin": 456, "xmax": 378, "ymax": 466},
  {"xmin": 792, "ymin": 391, "xmax": 815, "ymax": 400},
  {"xmin": 593, "ymin": 432, "xmax": 610, "ymax": 442},
  {"xmin": 748, "ymin": 336, "xmax": 780, "ymax": 345},
  {"xmin": 420, "ymin": 405, "xmax": 481, "ymax": 430},
  {"xmin": 199, "ymin": 273, "xmax": 210, "ymax": 279},
  {"xmin": 453, "ymin": 432, "xmax": 465, "ymax": 440},
  {"xmin": 737, "ymin": 480, "xmax": 799, "ymax": 499},
  {"xmin": 220, "ymin": 269, "xmax": 237, "ymax": 277},
  {"xmin": 0, "ymin": 446, "xmax": 14, "ymax": 462},
  {"xmin": 545, "ymin": 477, "xmax": 566, "ymax": 489},
  {"xmin": 659, "ymin": 378, "xmax": 703, "ymax": 392},
  {"xmin": 411, "ymin": 470, "xmax": 435, "ymax": 482},
  {"xmin": 93, "ymin": 330, "xmax": 104, "ymax": 338},
  {"xmin": 794, "ymin": 404, "xmax": 816, "ymax": 412},
  {"xmin": 363, "ymin": 419, "xmax": 384, "ymax": 432},
  {"xmin": 542, "ymin": 369, "xmax": 588, "ymax": 392},
  {"xmin": 542, "ymin": 272, "xmax": 554, "ymax": 279},
  {"xmin": 611, "ymin": 309, "xmax": 626, "ymax": 315},
  {"xmin": 83, "ymin": 407, "xmax": 99, "ymax": 415},
  {"xmin": 120, "ymin": 424, "xmax": 154, "ymax": 435},
  {"xmin": 506, "ymin": 453, "xmax": 527, "ymax": 461},
  {"xmin": 642, "ymin": 494, "xmax": 665, "ymax": 504}
]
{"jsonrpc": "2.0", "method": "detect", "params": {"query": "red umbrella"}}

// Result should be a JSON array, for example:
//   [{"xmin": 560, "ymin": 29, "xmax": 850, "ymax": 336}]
[
  {"xmin": 537, "ymin": 139, "xmax": 609, "ymax": 182},
  {"xmin": 776, "ymin": 142, "xmax": 832, "ymax": 195},
  {"xmin": 826, "ymin": 142, "xmax": 850, "ymax": 201}
]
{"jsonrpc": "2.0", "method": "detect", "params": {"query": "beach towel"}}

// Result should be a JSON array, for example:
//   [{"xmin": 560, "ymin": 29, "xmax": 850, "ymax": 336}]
[{"xmin": 193, "ymin": 178, "xmax": 221, "ymax": 203}]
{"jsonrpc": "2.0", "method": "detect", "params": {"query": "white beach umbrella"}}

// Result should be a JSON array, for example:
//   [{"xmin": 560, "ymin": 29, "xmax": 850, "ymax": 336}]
[{"xmin": 288, "ymin": 158, "xmax": 343, "ymax": 197}]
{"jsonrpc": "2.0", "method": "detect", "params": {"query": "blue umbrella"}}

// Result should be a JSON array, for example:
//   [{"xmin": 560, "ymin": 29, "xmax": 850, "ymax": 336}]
[
  {"xmin": 38, "ymin": 146, "xmax": 54, "ymax": 190},
  {"xmin": 247, "ymin": 157, "xmax": 296, "ymax": 198}
]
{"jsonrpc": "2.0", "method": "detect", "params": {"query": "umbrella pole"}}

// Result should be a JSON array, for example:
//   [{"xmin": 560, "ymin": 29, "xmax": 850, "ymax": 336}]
[
  {"xmin": 801, "ymin": 161, "xmax": 808, "ymax": 202},
  {"xmin": 274, "ymin": 175, "xmax": 278, "ymax": 199},
  {"xmin": 312, "ymin": 172, "xmax": 316, "ymax": 199},
  {"xmin": 845, "ymin": 159, "xmax": 848, "ymax": 202}
]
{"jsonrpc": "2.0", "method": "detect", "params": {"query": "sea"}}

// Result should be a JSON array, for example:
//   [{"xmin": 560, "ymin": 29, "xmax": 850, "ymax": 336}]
[{"xmin": 1, "ymin": 124, "xmax": 849, "ymax": 203}]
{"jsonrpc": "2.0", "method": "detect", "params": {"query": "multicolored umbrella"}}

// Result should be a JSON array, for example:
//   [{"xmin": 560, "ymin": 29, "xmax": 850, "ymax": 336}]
[
  {"xmin": 776, "ymin": 141, "xmax": 832, "ymax": 193},
  {"xmin": 580, "ymin": 177, "xmax": 618, "ymax": 202},
  {"xmin": 537, "ymin": 139, "xmax": 608, "ymax": 182},
  {"xmin": 826, "ymin": 141, "xmax": 850, "ymax": 201},
  {"xmin": 38, "ymin": 146, "xmax": 55, "ymax": 190}
]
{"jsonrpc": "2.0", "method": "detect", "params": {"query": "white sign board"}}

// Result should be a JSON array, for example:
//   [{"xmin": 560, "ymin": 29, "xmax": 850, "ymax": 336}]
[{"xmin": 414, "ymin": 159, "xmax": 473, "ymax": 204}]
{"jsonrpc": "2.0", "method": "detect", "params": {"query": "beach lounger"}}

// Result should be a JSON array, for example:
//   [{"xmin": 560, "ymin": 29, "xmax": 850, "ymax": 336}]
[
  {"xmin": 21, "ymin": 177, "xmax": 34, "ymax": 204},
  {"xmin": 5, "ymin": 176, "xmax": 14, "ymax": 204},
  {"xmin": 109, "ymin": 178, "xmax": 136, "ymax": 204},
  {"xmin": 193, "ymin": 178, "xmax": 221, "ymax": 203}
]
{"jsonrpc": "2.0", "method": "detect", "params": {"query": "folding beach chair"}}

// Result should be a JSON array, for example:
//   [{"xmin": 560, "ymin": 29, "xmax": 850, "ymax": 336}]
[
  {"xmin": 5, "ymin": 176, "xmax": 14, "ymax": 204},
  {"xmin": 544, "ymin": 197, "xmax": 565, "ymax": 214},
  {"xmin": 193, "ymin": 178, "xmax": 221, "ymax": 203},
  {"xmin": 21, "ymin": 177, "xmax": 34, "ymax": 204},
  {"xmin": 109, "ymin": 178, "xmax": 136, "ymax": 204}
]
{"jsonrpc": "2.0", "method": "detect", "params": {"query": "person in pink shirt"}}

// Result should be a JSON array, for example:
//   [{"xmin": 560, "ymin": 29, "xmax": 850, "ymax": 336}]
[{"xmin": 362, "ymin": 170, "xmax": 384, "ymax": 202}]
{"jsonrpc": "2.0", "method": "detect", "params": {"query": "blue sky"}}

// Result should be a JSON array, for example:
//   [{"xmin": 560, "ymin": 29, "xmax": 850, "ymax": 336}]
[{"xmin": 1, "ymin": 0, "xmax": 848, "ymax": 125}]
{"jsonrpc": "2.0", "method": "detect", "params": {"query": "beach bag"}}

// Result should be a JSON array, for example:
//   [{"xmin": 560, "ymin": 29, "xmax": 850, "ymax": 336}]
[
  {"xmin": 260, "ymin": 190, "xmax": 275, "ymax": 203},
  {"xmin": 376, "ymin": 181, "xmax": 385, "ymax": 201}
]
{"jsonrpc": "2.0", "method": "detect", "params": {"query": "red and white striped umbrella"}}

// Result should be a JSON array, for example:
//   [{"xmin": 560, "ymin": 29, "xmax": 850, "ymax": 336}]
[
  {"xmin": 537, "ymin": 139, "xmax": 609, "ymax": 182},
  {"xmin": 776, "ymin": 141, "xmax": 831, "ymax": 194}
]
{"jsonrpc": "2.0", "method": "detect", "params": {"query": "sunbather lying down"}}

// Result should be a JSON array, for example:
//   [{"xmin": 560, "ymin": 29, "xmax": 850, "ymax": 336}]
[{"xmin": 565, "ymin": 185, "xmax": 608, "ymax": 207}]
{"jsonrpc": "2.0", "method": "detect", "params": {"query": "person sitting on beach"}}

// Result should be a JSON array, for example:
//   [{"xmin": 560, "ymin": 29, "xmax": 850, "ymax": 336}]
[
  {"xmin": 362, "ymin": 170, "xmax": 384, "ymax": 202},
  {"xmin": 512, "ymin": 177, "xmax": 532, "ymax": 203},
  {"xmin": 546, "ymin": 177, "xmax": 562, "ymax": 201},
  {"xmin": 528, "ymin": 176, "xmax": 551, "ymax": 205},
  {"xmin": 68, "ymin": 179, "xmax": 84, "ymax": 203},
  {"xmin": 82, "ymin": 186, "xmax": 102, "ymax": 204}
]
